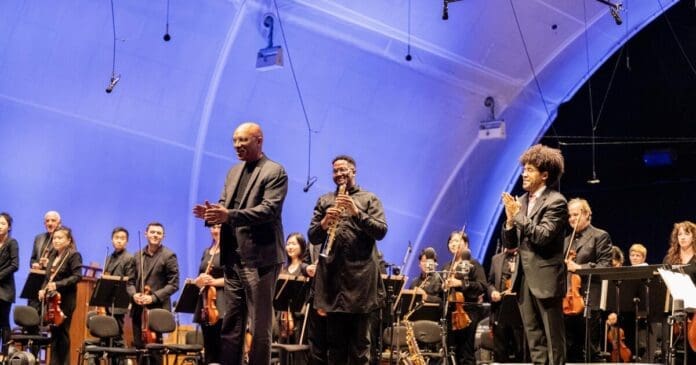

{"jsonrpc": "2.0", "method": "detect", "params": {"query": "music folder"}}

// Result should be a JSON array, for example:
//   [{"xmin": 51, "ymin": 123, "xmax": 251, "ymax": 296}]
[
  {"xmin": 175, "ymin": 280, "xmax": 201, "ymax": 313},
  {"xmin": 20, "ymin": 269, "xmax": 46, "ymax": 300},
  {"xmin": 381, "ymin": 274, "xmax": 407, "ymax": 312},
  {"xmin": 89, "ymin": 274, "xmax": 130, "ymax": 309},
  {"xmin": 274, "ymin": 273, "xmax": 310, "ymax": 312}
]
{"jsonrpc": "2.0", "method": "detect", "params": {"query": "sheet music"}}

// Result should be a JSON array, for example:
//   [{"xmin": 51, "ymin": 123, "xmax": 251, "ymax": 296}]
[{"xmin": 657, "ymin": 268, "xmax": 696, "ymax": 310}]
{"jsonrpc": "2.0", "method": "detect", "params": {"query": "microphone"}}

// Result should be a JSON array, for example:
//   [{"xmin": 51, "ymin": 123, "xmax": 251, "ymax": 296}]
[
  {"xmin": 425, "ymin": 259, "xmax": 436, "ymax": 273},
  {"xmin": 460, "ymin": 248, "xmax": 471, "ymax": 261},
  {"xmin": 105, "ymin": 74, "xmax": 120, "ymax": 93},
  {"xmin": 442, "ymin": 0, "xmax": 449, "ymax": 20},
  {"xmin": 610, "ymin": 4, "xmax": 622, "ymax": 26},
  {"xmin": 302, "ymin": 177, "xmax": 317, "ymax": 192}
]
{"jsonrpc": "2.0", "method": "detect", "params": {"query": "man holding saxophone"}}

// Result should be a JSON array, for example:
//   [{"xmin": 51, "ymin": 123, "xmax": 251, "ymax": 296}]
[{"xmin": 308, "ymin": 155, "xmax": 388, "ymax": 365}]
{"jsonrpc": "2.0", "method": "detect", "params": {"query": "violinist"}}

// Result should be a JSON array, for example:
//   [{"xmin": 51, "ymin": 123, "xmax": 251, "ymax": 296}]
[
  {"xmin": 193, "ymin": 224, "xmax": 225, "ymax": 364},
  {"xmin": 0, "ymin": 212, "xmax": 19, "ymax": 355},
  {"xmin": 128, "ymin": 222, "xmax": 179, "ymax": 364},
  {"xmin": 409, "ymin": 247, "xmax": 442, "ymax": 304},
  {"xmin": 37, "ymin": 226, "xmax": 82, "ymax": 365},
  {"xmin": 501, "ymin": 144, "xmax": 567, "ymax": 365},
  {"xmin": 103, "ymin": 227, "xmax": 135, "ymax": 349},
  {"xmin": 277, "ymin": 233, "xmax": 310, "ymax": 359},
  {"xmin": 443, "ymin": 230, "xmax": 486, "ymax": 364},
  {"xmin": 28, "ymin": 211, "xmax": 61, "ymax": 312},
  {"xmin": 661, "ymin": 220, "xmax": 696, "ymax": 362},
  {"xmin": 563, "ymin": 198, "xmax": 613, "ymax": 362},
  {"xmin": 487, "ymin": 246, "xmax": 525, "ymax": 362}
]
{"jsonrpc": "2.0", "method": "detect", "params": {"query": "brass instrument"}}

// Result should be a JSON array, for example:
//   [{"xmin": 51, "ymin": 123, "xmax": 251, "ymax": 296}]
[{"xmin": 320, "ymin": 184, "xmax": 346, "ymax": 257}]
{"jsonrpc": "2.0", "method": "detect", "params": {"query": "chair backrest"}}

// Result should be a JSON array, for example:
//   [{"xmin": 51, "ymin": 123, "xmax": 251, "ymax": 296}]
[
  {"xmin": 13, "ymin": 306, "xmax": 40, "ymax": 328},
  {"xmin": 382, "ymin": 325, "xmax": 408, "ymax": 348},
  {"xmin": 411, "ymin": 320, "xmax": 442, "ymax": 344},
  {"xmin": 87, "ymin": 315, "xmax": 120, "ymax": 339},
  {"xmin": 147, "ymin": 309, "xmax": 176, "ymax": 334},
  {"xmin": 185, "ymin": 329, "xmax": 203, "ymax": 345}
]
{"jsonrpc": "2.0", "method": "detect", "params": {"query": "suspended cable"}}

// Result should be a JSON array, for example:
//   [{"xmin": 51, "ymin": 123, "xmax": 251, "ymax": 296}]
[
  {"xmin": 405, "ymin": 0, "xmax": 412, "ymax": 61},
  {"xmin": 163, "ymin": 0, "xmax": 171, "ymax": 41},
  {"xmin": 656, "ymin": 0, "xmax": 696, "ymax": 76},
  {"xmin": 105, "ymin": 0, "xmax": 120, "ymax": 93},
  {"xmin": 272, "ymin": 0, "xmax": 317, "ymax": 192}
]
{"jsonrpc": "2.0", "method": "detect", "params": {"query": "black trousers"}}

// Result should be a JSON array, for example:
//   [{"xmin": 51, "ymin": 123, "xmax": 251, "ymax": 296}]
[
  {"xmin": 49, "ymin": 315, "xmax": 72, "ymax": 365},
  {"xmin": 448, "ymin": 304, "xmax": 483, "ymax": 365},
  {"xmin": 307, "ymin": 303, "xmax": 327, "ymax": 365},
  {"xmin": 325, "ymin": 312, "xmax": 371, "ymax": 365},
  {"xmin": 517, "ymin": 275, "xmax": 566, "ymax": 365},
  {"xmin": 0, "ymin": 300, "xmax": 11, "ymax": 355},
  {"xmin": 202, "ymin": 320, "xmax": 222, "ymax": 364}
]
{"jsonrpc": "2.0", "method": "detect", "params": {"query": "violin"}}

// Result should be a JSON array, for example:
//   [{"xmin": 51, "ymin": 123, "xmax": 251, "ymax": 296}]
[
  {"xmin": 199, "ymin": 244, "xmax": 220, "ymax": 326},
  {"xmin": 607, "ymin": 320, "xmax": 632, "ymax": 362},
  {"xmin": 449, "ymin": 291, "xmax": 471, "ymax": 330},
  {"xmin": 141, "ymin": 285, "xmax": 157, "ymax": 344},
  {"xmin": 689, "ymin": 314, "xmax": 696, "ymax": 352},
  {"xmin": 43, "ymin": 291, "xmax": 65, "ymax": 326},
  {"xmin": 562, "ymin": 232, "xmax": 585, "ymax": 315}
]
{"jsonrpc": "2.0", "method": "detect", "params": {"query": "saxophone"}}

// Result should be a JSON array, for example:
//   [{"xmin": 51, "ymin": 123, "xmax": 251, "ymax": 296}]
[
  {"xmin": 403, "ymin": 309, "xmax": 426, "ymax": 365},
  {"xmin": 320, "ymin": 184, "xmax": 346, "ymax": 257}
]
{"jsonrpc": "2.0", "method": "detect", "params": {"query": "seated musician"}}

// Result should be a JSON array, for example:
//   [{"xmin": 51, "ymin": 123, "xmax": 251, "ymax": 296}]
[
  {"xmin": 192, "ymin": 224, "xmax": 224, "ymax": 364},
  {"xmin": 409, "ymin": 247, "xmax": 442, "ymax": 304},
  {"xmin": 443, "ymin": 230, "xmax": 487, "ymax": 365},
  {"xmin": 277, "ymin": 232, "xmax": 310, "ymax": 347},
  {"xmin": 629, "ymin": 243, "xmax": 648, "ymax": 266},
  {"xmin": 37, "ymin": 226, "xmax": 82, "ymax": 365}
]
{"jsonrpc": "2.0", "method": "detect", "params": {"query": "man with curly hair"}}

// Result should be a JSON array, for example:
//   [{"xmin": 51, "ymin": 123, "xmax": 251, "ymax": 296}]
[{"xmin": 501, "ymin": 144, "xmax": 568, "ymax": 365}]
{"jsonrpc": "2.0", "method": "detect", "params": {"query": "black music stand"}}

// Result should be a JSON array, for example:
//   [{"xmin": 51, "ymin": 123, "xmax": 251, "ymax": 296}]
[
  {"xmin": 273, "ymin": 275, "xmax": 310, "ymax": 313},
  {"xmin": 395, "ymin": 290, "xmax": 423, "ymax": 320},
  {"xmin": 577, "ymin": 264, "xmax": 661, "ymax": 362},
  {"xmin": 20, "ymin": 269, "xmax": 46, "ymax": 301},
  {"xmin": 90, "ymin": 275, "xmax": 130, "ymax": 313},
  {"xmin": 175, "ymin": 281, "xmax": 200, "ymax": 314}
]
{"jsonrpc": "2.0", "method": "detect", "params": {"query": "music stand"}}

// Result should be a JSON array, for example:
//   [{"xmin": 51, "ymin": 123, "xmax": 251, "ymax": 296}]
[
  {"xmin": 175, "ymin": 281, "xmax": 201, "ymax": 314},
  {"xmin": 273, "ymin": 274, "xmax": 310, "ymax": 313},
  {"xmin": 395, "ymin": 289, "xmax": 423, "ymax": 320},
  {"xmin": 20, "ymin": 269, "xmax": 46, "ymax": 300},
  {"xmin": 89, "ymin": 274, "xmax": 130, "ymax": 313},
  {"xmin": 381, "ymin": 274, "xmax": 406, "ymax": 314}
]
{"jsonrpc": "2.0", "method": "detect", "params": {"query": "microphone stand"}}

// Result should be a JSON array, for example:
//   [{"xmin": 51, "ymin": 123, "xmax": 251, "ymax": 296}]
[{"xmin": 387, "ymin": 243, "xmax": 412, "ymax": 365}]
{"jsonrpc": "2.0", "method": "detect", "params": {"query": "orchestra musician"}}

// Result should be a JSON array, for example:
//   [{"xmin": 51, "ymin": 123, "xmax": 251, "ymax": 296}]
[
  {"xmin": 443, "ymin": 230, "xmax": 487, "ymax": 364},
  {"xmin": 661, "ymin": 220, "xmax": 696, "ymax": 362},
  {"xmin": 628, "ymin": 243, "xmax": 648, "ymax": 266},
  {"xmin": 0, "ymin": 212, "xmax": 19, "ymax": 355},
  {"xmin": 29, "ymin": 211, "xmax": 61, "ymax": 312},
  {"xmin": 501, "ymin": 144, "xmax": 568, "ymax": 365},
  {"xmin": 309, "ymin": 155, "xmax": 387, "ymax": 365},
  {"xmin": 487, "ymin": 245, "xmax": 525, "ymax": 362},
  {"xmin": 277, "ymin": 233, "xmax": 310, "ymax": 363},
  {"xmin": 128, "ymin": 222, "xmax": 179, "ymax": 365},
  {"xmin": 193, "ymin": 122, "xmax": 288, "ymax": 365},
  {"xmin": 103, "ymin": 227, "xmax": 135, "ymax": 349},
  {"xmin": 610, "ymin": 245, "xmax": 625, "ymax": 268},
  {"xmin": 563, "ymin": 198, "xmax": 613, "ymax": 362},
  {"xmin": 409, "ymin": 247, "xmax": 443, "ymax": 304},
  {"xmin": 37, "ymin": 226, "xmax": 82, "ymax": 365},
  {"xmin": 193, "ymin": 224, "xmax": 225, "ymax": 365}
]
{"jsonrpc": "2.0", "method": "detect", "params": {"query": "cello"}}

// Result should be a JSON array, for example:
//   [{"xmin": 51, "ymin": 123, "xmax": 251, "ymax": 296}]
[
  {"xmin": 606, "ymin": 313, "xmax": 631, "ymax": 362},
  {"xmin": 563, "ymin": 224, "xmax": 585, "ymax": 315}
]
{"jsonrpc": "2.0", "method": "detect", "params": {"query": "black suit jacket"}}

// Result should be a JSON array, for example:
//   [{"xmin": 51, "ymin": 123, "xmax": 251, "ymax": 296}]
[
  {"xmin": 218, "ymin": 156, "xmax": 288, "ymax": 268},
  {"xmin": 501, "ymin": 188, "xmax": 568, "ymax": 299},
  {"xmin": 104, "ymin": 250, "xmax": 136, "ymax": 314},
  {"xmin": 564, "ymin": 224, "xmax": 613, "ymax": 308},
  {"xmin": 0, "ymin": 238, "xmax": 19, "ymax": 303},
  {"xmin": 30, "ymin": 232, "xmax": 52, "ymax": 268},
  {"xmin": 42, "ymin": 249, "xmax": 83, "ymax": 316},
  {"xmin": 128, "ymin": 246, "xmax": 179, "ymax": 311}
]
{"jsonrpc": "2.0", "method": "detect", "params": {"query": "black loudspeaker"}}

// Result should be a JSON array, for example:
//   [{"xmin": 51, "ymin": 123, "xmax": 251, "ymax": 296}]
[{"xmin": 7, "ymin": 351, "xmax": 36, "ymax": 365}]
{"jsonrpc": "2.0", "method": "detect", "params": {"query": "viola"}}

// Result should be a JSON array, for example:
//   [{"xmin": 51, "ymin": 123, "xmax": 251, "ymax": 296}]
[
  {"xmin": 688, "ymin": 314, "xmax": 696, "ymax": 352},
  {"xmin": 607, "ymin": 324, "xmax": 632, "ymax": 362},
  {"xmin": 563, "ymin": 250, "xmax": 585, "ymax": 315},
  {"xmin": 43, "ymin": 291, "xmax": 65, "ymax": 326},
  {"xmin": 141, "ymin": 285, "xmax": 157, "ymax": 344},
  {"xmin": 200, "ymin": 285, "xmax": 219, "ymax": 326}
]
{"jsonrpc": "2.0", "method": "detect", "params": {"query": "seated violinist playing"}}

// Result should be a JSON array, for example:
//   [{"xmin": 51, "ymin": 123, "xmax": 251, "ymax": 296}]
[
  {"xmin": 442, "ymin": 230, "xmax": 487, "ymax": 365},
  {"xmin": 38, "ymin": 226, "xmax": 82, "ymax": 365}
]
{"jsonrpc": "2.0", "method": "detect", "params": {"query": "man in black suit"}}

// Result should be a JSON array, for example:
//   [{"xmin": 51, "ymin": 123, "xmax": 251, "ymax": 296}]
[
  {"xmin": 30, "ymin": 211, "xmax": 61, "ymax": 269},
  {"xmin": 128, "ymin": 222, "xmax": 179, "ymax": 359},
  {"xmin": 104, "ymin": 227, "xmax": 135, "ymax": 348},
  {"xmin": 563, "ymin": 198, "xmax": 613, "ymax": 361},
  {"xmin": 193, "ymin": 122, "xmax": 288, "ymax": 365},
  {"xmin": 501, "ymin": 144, "xmax": 567, "ymax": 365}
]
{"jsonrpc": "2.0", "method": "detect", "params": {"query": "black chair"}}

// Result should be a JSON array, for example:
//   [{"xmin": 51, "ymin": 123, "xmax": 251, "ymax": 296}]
[
  {"xmin": 77, "ymin": 314, "xmax": 140, "ymax": 365},
  {"xmin": 145, "ymin": 309, "xmax": 203, "ymax": 365},
  {"xmin": 412, "ymin": 320, "xmax": 444, "ymax": 363},
  {"xmin": 8, "ymin": 306, "xmax": 50, "ymax": 361}
]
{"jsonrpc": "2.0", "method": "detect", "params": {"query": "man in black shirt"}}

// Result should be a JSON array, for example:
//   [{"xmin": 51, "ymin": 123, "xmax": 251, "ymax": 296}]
[{"xmin": 309, "ymin": 155, "xmax": 387, "ymax": 365}]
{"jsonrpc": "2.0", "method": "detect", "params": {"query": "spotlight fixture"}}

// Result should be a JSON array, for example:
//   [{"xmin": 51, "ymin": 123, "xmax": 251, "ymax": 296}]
[
  {"xmin": 595, "ymin": 0, "xmax": 623, "ymax": 26},
  {"xmin": 256, "ymin": 14, "xmax": 283, "ymax": 71}
]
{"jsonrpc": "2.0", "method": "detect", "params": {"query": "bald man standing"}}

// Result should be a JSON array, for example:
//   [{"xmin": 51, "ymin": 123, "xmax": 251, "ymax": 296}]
[
  {"xmin": 193, "ymin": 122, "xmax": 288, "ymax": 365},
  {"xmin": 30, "ymin": 211, "xmax": 61, "ymax": 270}
]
